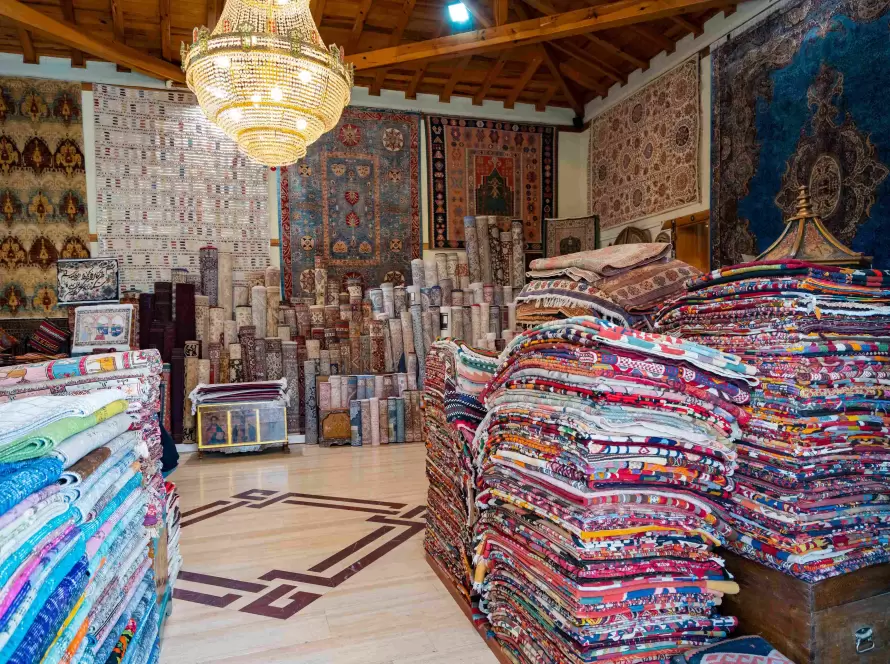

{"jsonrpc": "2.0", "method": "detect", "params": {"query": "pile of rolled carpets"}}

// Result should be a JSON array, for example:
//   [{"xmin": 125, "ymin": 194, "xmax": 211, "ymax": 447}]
[
  {"xmin": 423, "ymin": 339, "xmax": 498, "ymax": 600},
  {"xmin": 471, "ymin": 317, "xmax": 756, "ymax": 663},
  {"xmin": 0, "ymin": 389, "xmax": 163, "ymax": 663},
  {"xmin": 655, "ymin": 259, "xmax": 890, "ymax": 580},
  {"xmin": 516, "ymin": 244, "xmax": 699, "ymax": 329}
]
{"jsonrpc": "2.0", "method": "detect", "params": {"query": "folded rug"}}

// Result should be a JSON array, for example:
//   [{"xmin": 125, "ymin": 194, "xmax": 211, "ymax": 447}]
[
  {"xmin": 0, "ymin": 458, "xmax": 64, "ymax": 517},
  {"xmin": 670, "ymin": 635, "xmax": 794, "ymax": 663},
  {"xmin": 53, "ymin": 414, "xmax": 135, "ymax": 470},
  {"xmin": 529, "ymin": 243, "xmax": 671, "ymax": 278},
  {"xmin": 0, "ymin": 391, "xmax": 126, "ymax": 446},
  {"xmin": 0, "ymin": 400, "xmax": 128, "ymax": 464}
]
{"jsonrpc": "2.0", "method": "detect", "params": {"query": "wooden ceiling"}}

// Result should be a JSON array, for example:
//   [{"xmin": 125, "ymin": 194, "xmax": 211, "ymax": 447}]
[{"xmin": 0, "ymin": 0, "xmax": 742, "ymax": 116}]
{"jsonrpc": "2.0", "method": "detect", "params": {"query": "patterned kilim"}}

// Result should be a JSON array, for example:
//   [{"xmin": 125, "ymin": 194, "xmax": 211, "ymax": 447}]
[
  {"xmin": 280, "ymin": 107, "xmax": 421, "ymax": 299},
  {"xmin": 588, "ymin": 58, "xmax": 700, "ymax": 229},
  {"xmin": 426, "ymin": 115, "xmax": 557, "ymax": 254},
  {"xmin": 0, "ymin": 77, "xmax": 88, "ymax": 319},
  {"xmin": 93, "ymin": 84, "xmax": 269, "ymax": 293}
]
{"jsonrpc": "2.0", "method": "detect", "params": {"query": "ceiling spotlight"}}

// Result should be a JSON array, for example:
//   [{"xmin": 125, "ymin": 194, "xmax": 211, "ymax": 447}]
[{"xmin": 447, "ymin": 2, "xmax": 470, "ymax": 24}]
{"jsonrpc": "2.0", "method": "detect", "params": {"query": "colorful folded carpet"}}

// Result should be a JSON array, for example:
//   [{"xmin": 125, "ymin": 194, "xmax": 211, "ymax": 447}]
[
  {"xmin": 466, "ymin": 317, "xmax": 753, "ymax": 663},
  {"xmin": 656, "ymin": 259, "xmax": 890, "ymax": 581}
]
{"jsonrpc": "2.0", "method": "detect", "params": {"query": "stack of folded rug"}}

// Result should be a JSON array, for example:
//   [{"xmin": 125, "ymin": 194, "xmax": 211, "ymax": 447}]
[
  {"xmin": 424, "ymin": 340, "xmax": 498, "ymax": 601},
  {"xmin": 471, "ymin": 317, "xmax": 756, "ymax": 664},
  {"xmin": 516, "ymin": 244, "xmax": 700, "ymax": 329},
  {"xmin": 656, "ymin": 260, "xmax": 890, "ymax": 581},
  {"xmin": 0, "ymin": 389, "xmax": 162, "ymax": 663}
]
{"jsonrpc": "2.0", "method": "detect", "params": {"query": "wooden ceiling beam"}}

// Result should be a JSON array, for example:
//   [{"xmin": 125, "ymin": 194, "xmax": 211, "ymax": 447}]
[
  {"xmin": 17, "ymin": 26, "xmax": 35, "ymax": 63},
  {"xmin": 536, "ymin": 81, "xmax": 559, "ymax": 111},
  {"xmin": 0, "ymin": 0, "xmax": 186, "ymax": 81},
  {"xmin": 473, "ymin": 50, "xmax": 510, "ymax": 105},
  {"xmin": 109, "ymin": 0, "xmax": 125, "ymax": 42},
  {"xmin": 370, "ymin": 0, "xmax": 417, "ymax": 95},
  {"xmin": 60, "ymin": 0, "xmax": 83, "ymax": 67},
  {"xmin": 537, "ymin": 43, "xmax": 583, "ymax": 115},
  {"xmin": 405, "ymin": 16, "xmax": 450, "ymax": 100},
  {"xmin": 630, "ymin": 24, "xmax": 676, "ymax": 54},
  {"xmin": 549, "ymin": 40, "xmax": 624, "ymax": 84},
  {"xmin": 159, "ymin": 0, "xmax": 172, "ymax": 61},
  {"xmin": 504, "ymin": 51, "xmax": 542, "ymax": 109},
  {"xmin": 462, "ymin": 0, "xmax": 492, "ymax": 28},
  {"xmin": 671, "ymin": 14, "xmax": 703, "ymax": 36},
  {"xmin": 440, "ymin": 55, "xmax": 473, "ymax": 102},
  {"xmin": 494, "ymin": 0, "xmax": 509, "ymax": 26},
  {"xmin": 584, "ymin": 34, "xmax": 647, "ymax": 70},
  {"xmin": 723, "ymin": 3, "xmax": 737, "ymax": 16},
  {"xmin": 346, "ymin": 0, "xmax": 733, "ymax": 70},
  {"xmin": 206, "ymin": 0, "xmax": 220, "ymax": 32},
  {"xmin": 347, "ymin": 0, "xmax": 375, "ymax": 53},
  {"xmin": 310, "ymin": 0, "xmax": 328, "ymax": 25},
  {"xmin": 559, "ymin": 60, "xmax": 608, "ymax": 97}
]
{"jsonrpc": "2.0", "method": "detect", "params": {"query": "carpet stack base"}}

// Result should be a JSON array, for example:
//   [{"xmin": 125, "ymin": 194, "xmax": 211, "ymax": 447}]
[{"xmin": 720, "ymin": 551, "xmax": 890, "ymax": 664}]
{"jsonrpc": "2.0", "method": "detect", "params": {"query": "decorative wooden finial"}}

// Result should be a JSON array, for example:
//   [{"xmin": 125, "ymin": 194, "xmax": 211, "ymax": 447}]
[{"xmin": 793, "ymin": 185, "xmax": 814, "ymax": 220}]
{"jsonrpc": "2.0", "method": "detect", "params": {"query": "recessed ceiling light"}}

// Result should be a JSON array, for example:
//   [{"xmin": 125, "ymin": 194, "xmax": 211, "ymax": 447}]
[{"xmin": 447, "ymin": 2, "xmax": 470, "ymax": 24}]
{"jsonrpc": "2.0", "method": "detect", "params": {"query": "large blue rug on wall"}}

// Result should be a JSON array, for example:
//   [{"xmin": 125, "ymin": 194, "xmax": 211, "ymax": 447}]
[{"xmin": 711, "ymin": 0, "xmax": 890, "ymax": 269}]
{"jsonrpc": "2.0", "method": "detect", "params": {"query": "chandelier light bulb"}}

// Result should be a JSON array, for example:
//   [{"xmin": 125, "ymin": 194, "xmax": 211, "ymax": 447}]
[{"xmin": 183, "ymin": 0, "xmax": 353, "ymax": 167}]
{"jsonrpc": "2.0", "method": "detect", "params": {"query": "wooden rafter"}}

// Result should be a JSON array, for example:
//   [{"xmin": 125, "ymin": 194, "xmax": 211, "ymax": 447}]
[
  {"xmin": 346, "ymin": 0, "xmax": 728, "ymax": 70},
  {"xmin": 559, "ymin": 60, "xmax": 607, "ymax": 97},
  {"xmin": 405, "ymin": 16, "xmax": 450, "ymax": 100},
  {"xmin": 206, "ymin": 0, "xmax": 220, "ymax": 31},
  {"xmin": 473, "ymin": 50, "xmax": 510, "ymax": 106},
  {"xmin": 159, "ymin": 0, "xmax": 172, "ymax": 61},
  {"xmin": 723, "ymin": 3, "xmax": 737, "ymax": 16},
  {"xmin": 670, "ymin": 14, "xmax": 703, "ymax": 36},
  {"xmin": 549, "ymin": 40, "xmax": 624, "ymax": 84},
  {"xmin": 347, "ymin": 0, "xmax": 374, "ymax": 53},
  {"xmin": 60, "ymin": 0, "xmax": 83, "ymax": 67},
  {"xmin": 504, "ymin": 51, "xmax": 542, "ymax": 109},
  {"xmin": 109, "ymin": 0, "xmax": 125, "ymax": 42},
  {"xmin": 584, "ymin": 34, "xmax": 647, "ymax": 70},
  {"xmin": 0, "ymin": 0, "xmax": 186, "ymax": 81},
  {"xmin": 462, "ymin": 0, "xmax": 492, "ymax": 28},
  {"xmin": 537, "ymin": 44, "xmax": 583, "ymax": 115},
  {"xmin": 536, "ymin": 81, "xmax": 559, "ymax": 111},
  {"xmin": 309, "ymin": 0, "xmax": 327, "ymax": 25},
  {"xmin": 440, "ymin": 55, "xmax": 472, "ymax": 102},
  {"xmin": 370, "ymin": 0, "xmax": 417, "ymax": 96},
  {"xmin": 17, "ymin": 26, "xmax": 35, "ymax": 63},
  {"xmin": 630, "ymin": 24, "xmax": 676, "ymax": 54},
  {"xmin": 494, "ymin": 0, "xmax": 509, "ymax": 26}
]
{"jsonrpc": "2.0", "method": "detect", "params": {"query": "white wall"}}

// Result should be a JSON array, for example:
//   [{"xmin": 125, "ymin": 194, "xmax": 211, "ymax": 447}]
[{"xmin": 581, "ymin": 0, "xmax": 784, "ymax": 246}]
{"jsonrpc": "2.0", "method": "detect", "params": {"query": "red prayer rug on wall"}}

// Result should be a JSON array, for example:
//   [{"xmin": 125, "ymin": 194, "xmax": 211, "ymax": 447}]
[{"xmin": 426, "ymin": 115, "xmax": 557, "ymax": 255}]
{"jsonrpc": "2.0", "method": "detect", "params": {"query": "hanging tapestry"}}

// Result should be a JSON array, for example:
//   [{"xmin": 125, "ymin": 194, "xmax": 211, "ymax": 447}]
[
  {"xmin": 280, "ymin": 107, "xmax": 420, "ymax": 299},
  {"xmin": 93, "ymin": 84, "xmax": 269, "ymax": 293},
  {"xmin": 712, "ymin": 0, "xmax": 890, "ymax": 269},
  {"xmin": 427, "ymin": 115, "xmax": 556, "ymax": 255},
  {"xmin": 0, "ymin": 77, "xmax": 88, "ymax": 319},
  {"xmin": 588, "ymin": 58, "xmax": 700, "ymax": 230}
]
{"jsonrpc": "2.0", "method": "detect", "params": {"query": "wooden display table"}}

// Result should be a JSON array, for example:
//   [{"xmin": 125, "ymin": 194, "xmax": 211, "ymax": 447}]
[{"xmin": 722, "ymin": 551, "xmax": 890, "ymax": 663}]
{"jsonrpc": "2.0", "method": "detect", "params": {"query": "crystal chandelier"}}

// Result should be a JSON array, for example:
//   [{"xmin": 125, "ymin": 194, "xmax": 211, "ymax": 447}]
[{"xmin": 182, "ymin": 0, "xmax": 354, "ymax": 167}]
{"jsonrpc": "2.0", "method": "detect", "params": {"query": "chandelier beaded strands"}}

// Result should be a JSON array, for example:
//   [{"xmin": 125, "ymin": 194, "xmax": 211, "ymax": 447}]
[{"xmin": 182, "ymin": 0, "xmax": 354, "ymax": 168}]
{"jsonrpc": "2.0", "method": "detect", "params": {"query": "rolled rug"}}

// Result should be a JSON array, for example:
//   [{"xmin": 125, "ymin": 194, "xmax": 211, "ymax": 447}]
[
  {"xmin": 393, "ymin": 286, "xmax": 407, "ymax": 314},
  {"xmin": 471, "ymin": 304, "xmax": 482, "ymax": 346},
  {"xmin": 378, "ymin": 399, "xmax": 389, "ymax": 444},
  {"xmin": 233, "ymin": 284, "xmax": 249, "ymax": 308},
  {"xmin": 314, "ymin": 258, "xmax": 327, "ymax": 307},
  {"xmin": 451, "ymin": 305, "xmax": 463, "ymax": 340},
  {"xmin": 295, "ymin": 303, "xmax": 311, "ymax": 337},
  {"xmin": 429, "ymin": 307, "xmax": 441, "ymax": 340},
  {"xmin": 199, "ymin": 246, "xmax": 219, "ymax": 306},
  {"xmin": 277, "ymin": 325, "xmax": 291, "ymax": 342},
  {"xmin": 208, "ymin": 342, "xmax": 221, "ymax": 383},
  {"xmin": 388, "ymin": 318, "xmax": 405, "ymax": 371},
  {"xmin": 174, "ymin": 283, "xmax": 196, "ymax": 347},
  {"xmin": 319, "ymin": 349, "xmax": 331, "ymax": 376},
  {"xmin": 446, "ymin": 253, "xmax": 459, "ymax": 283},
  {"xmin": 381, "ymin": 282, "xmax": 395, "ymax": 318},
  {"xmin": 463, "ymin": 216, "xmax": 481, "ymax": 284},
  {"xmin": 382, "ymin": 321, "xmax": 394, "ymax": 373},
  {"xmin": 266, "ymin": 294, "xmax": 280, "ymax": 338},
  {"xmin": 368, "ymin": 288, "xmax": 385, "ymax": 319},
  {"xmin": 251, "ymin": 286, "xmax": 267, "ymax": 337},
  {"xmin": 234, "ymin": 305, "xmax": 252, "ymax": 331},
  {"xmin": 457, "ymin": 252, "xmax": 470, "ymax": 290},
  {"xmin": 183, "ymin": 356, "xmax": 199, "ymax": 442},
  {"xmin": 435, "ymin": 253, "xmax": 448, "ymax": 283},
  {"xmin": 410, "ymin": 258, "xmax": 425, "ymax": 289},
  {"xmin": 361, "ymin": 335, "xmax": 372, "ymax": 373},
  {"xmin": 475, "ymin": 216, "xmax": 492, "ymax": 283},
  {"xmin": 406, "ymin": 355, "xmax": 417, "ymax": 390},
  {"xmin": 489, "ymin": 218, "xmax": 504, "ymax": 285},
  {"xmin": 369, "ymin": 321, "xmax": 386, "ymax": 374},
  {"xmin": 219, "ymin": 346, "xmax": 230, "ymax": 383},
  {"xmin": 387, "ymin": 398, "xmax": 398, "ymax": 442},
  {"xmin": 350, "ymin": 400, "xmax": 362, "ymax": 446},
  {"xmin": 265, "ymin": 338, "xmax": 283, "ymax": 381},
  {"xmin": 209, "ymin": 307, "xmax": 225, "ymax": 345},
  {"xmin": 304, "ymin": 359, "xmax": 319, "ymax": 444},
  {"xmin": 423, "ymin": 259, "xmax": 439, "ymax": 288},
  {"xmin": 223, "ymin": 320, "xmax": 238, "ymax": 347},
  {"xmin": 239, "ymin": 326, "xmax": 258, "ymax": 382},
  {"xmin": 194, "ymin": 295, "xmax": 209, "ymax": 350},
  {"xmin": 511, "ymin": 219, "xmax": 525, "ymax": 288},
  {"xmin": 305, "ymin": 338, "xmax": 321, "ymax": 359},
  {"xmin": 264, "ymin": 266, "xmax": 281, "ymax": 295},
  {"xmin": 462, "ymin": 307, "xmax": 472, "ymax": 344},
  {"xmin": 439, "ymin": 279, "xmax": 453, "ymax": 306},
  {"xmin": 218, "ymin": 251, "xmax": 233, "ymax": 320},
  {"xmin": 360, "ymin": 399, "xmax": 373, "ymax": 446},
  {"xmin": 499, "ymin": 230, "xmax": 513, "ymax": 288},
  {"xmin": 479, "ymin": 302, "xmax": 490, "ymax": 335},
  {"xmin": 400, "ymin": 311, "xmax": 415, "ymax": 356},
  {"xmin": 369, "ymin": 397, "xmax": 380, "ymax": 446}
]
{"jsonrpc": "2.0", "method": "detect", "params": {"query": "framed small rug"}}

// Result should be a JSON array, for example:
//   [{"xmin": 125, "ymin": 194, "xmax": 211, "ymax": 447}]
[
  {"xmin": 56, "ymin": 258, "xmax": 120, "ymax": 305},
  {"xmin": 545, "ymin": 216, "xmax": 600, "ymax": 257}
]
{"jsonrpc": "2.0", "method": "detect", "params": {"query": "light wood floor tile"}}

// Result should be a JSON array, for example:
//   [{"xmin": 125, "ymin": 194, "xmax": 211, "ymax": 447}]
[{"xmin": 160, "ymin": 445, "xmax": 489, "ymax": 663}]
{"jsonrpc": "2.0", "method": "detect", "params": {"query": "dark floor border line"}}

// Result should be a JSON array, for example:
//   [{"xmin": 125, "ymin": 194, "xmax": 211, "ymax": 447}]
[
  {"xmin": 177, "ymin": 570, "xmax": 268, "ymax": 593},
  {"xmin": 181, "ymin": 500, "xmax": 231, "ymax": 518},
  {"xmin": 308, "ymin": 526, "xmax": 395, "ymax": 573},
  {"xmin": 181, "ymin": 501, "xmax": 249, "ymax": 528},
  {"xmin": 172, "ymin": 588, "xmax": 241, "ymax": 608},
  {"xmin": 281, "ymin": 499, "xmax": 400, "ymax": 515}
]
